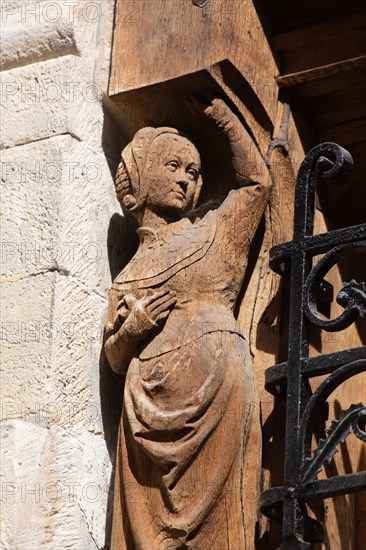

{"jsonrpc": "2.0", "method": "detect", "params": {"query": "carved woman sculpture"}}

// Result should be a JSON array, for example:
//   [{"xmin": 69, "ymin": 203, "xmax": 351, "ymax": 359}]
[{"xmin": 105, "ymin": 98, "xmax": 272, "ymax": 549}]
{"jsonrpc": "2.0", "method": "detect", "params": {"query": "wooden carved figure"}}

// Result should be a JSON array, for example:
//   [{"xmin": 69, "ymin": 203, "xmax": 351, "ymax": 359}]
[{"xmin": 105, "ymin": 98, "xmax": 272, "ymax": 549}]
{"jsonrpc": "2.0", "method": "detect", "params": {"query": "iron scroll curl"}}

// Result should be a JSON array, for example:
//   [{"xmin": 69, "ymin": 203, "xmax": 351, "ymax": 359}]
[
  {"xmin": 303, "ymin": 242, "xmax": 366, "ymax": 332},
  {"xmin": 299, "ymin": 360, "xmax": 366, "ymax": 485},
  {"xmin": 299, "ymin": 142, "xmax": 365, "ymax": 332},
  {"xmin": 261, "ymin": 140, "xmax": 366, "ymax": 548},
  {"xmin": 294, "ymin": 142, "xmax": 353, "ymax": 239}
]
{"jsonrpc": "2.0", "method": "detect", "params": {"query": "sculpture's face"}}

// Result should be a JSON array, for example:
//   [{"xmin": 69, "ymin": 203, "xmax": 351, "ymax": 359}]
[{"xmin": 145, "ymin": 134, "xmax": 201, "ymax": 219}]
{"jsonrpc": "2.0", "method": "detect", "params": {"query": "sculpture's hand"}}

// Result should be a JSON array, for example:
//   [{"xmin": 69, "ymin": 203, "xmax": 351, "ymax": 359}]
[
  {"xmin": 207, "ymin": 99, "xmax": 270, "ymax": 187},
  {"xmin": 204, "ymin": 98, "xmax": 242, "ymax": 144},
  {"xmin": 185, "ymin": 94, "xmax": 240, "ymax": 141},
  {"xmin": 187, "ymin": 94, "xmax": 270, "ymax": 187},
  {"xmin": 119, "ymin": 289, "xmax": 176, "ymax": 340}
]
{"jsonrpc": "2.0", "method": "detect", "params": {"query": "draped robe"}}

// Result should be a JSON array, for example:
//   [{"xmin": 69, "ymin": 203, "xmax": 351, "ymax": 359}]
[{"xmin": 105, "ymin": 183, "xmax": 269, "ymax": 549}]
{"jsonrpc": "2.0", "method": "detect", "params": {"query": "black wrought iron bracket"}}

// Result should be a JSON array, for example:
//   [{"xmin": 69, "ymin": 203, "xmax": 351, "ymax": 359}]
[{"xmin": 260, "ymin": 142, "xmax": 366, "ymax": 549}]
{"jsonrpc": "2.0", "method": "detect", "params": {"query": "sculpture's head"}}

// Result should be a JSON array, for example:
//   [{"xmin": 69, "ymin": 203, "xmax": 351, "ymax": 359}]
[{"xmin": 115, "ymin": 127, "xmax": 202, "ymax": 223}]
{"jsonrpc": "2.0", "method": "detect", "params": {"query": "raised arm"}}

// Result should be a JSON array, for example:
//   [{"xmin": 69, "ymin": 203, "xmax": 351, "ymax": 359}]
[
  {"xmin": 204, "ymin": 98, "xmax": 271, "ymax": 191},
  {"xmin": 203, "ymin": 98, "xmax": 272, "ymax": 258}
]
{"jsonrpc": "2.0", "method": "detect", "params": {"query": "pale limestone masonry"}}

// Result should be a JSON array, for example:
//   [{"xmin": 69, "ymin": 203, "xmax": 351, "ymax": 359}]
[
  {"xmin": 1, "ymin": 1, "xmax": 124, "ymax": 548},
  {"xmin": 1, "ymin": 18, "xmax": 78, "ymax": 71}
]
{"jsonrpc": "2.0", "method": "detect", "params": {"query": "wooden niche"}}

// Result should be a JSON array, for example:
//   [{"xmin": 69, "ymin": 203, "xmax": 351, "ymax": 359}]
[{"xmin": 104, "ymin": 1, "xmax": 365, "ymax": 549}]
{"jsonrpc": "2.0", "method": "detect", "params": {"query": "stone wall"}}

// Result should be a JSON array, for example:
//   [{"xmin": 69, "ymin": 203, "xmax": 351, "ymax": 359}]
[{"xmin": 1, "ymin": 1, "xmax": 122, "ymax": 547}]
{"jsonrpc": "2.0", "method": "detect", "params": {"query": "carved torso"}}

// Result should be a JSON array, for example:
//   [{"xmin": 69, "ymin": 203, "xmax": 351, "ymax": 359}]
[{"xmin": 106, "ymin": 187, "xmax": 264, "ymax": 361}]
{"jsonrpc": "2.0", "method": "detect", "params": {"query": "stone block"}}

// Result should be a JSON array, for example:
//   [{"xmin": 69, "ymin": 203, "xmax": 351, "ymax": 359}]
[{"xmin": 1, "ymin": 420, "xmax": 111, "ymax": 549}]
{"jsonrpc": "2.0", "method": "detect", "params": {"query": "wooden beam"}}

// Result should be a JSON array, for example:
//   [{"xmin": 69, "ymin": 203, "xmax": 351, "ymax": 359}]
[
  {"xmin": 272, "ymin": 11, "xmax": 366, "ymax": 74},
  {"xmin": 276, "ymin": 55, "xmax": 366, "ymax": 88},
  {"xmin": 110, "ymin": 0, "xmax": 280, "ymax": 124}
]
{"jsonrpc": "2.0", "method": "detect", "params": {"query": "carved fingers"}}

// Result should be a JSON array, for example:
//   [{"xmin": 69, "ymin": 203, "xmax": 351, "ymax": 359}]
[
  {"xmin": 123, "ymin": 294, "xmax": 138, "ymax": 310},
  {"xmin": 119, "ymin": 289, "xmax": 176, "ymax": 340},
  {"xmin": 203, "ymin": 98, "xmax": 241, "ymax": 140},
  {"xmin": 204, "ymin": 99, "xmax": 272, "ymax": 188},
  {"xmin": 117, "ymin": 294, "xmax": 135, "ymax": 324},
  {"xmin": 144, "ymin": 289, "xmax": 177, "ymax": 322},
  {"xmin": 185, "ymin": 94, "xmax": 241, "ymax": 140},
  {"xmin": 204, "ymin": 98, "xmax": 232, "ymax": 123}
]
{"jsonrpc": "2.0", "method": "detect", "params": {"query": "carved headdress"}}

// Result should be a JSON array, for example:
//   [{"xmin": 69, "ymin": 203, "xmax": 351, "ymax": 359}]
[{"xmin": 115, "ymin": 127, "xmax": 203, "ymax": 216}]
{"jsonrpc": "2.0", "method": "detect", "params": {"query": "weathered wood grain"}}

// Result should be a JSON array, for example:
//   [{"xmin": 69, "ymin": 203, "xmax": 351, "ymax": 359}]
[
  {"xmin": 276, "ymin": 56, "xmax": 366, "ymax": 88},
  {"xmin": 108, "ymin": 1, "xmax": 366, "ymax": 547},
  {"xmin": 105, "ymin": 97, "xmax": 274, "ymax": 549},
  {"xmin": 272, "ymin": 12, "xmax": 366, "ymax": 74},
  {"xmin": 110, "ymin": 0, "xmax": 280, "ymax": 124}
]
